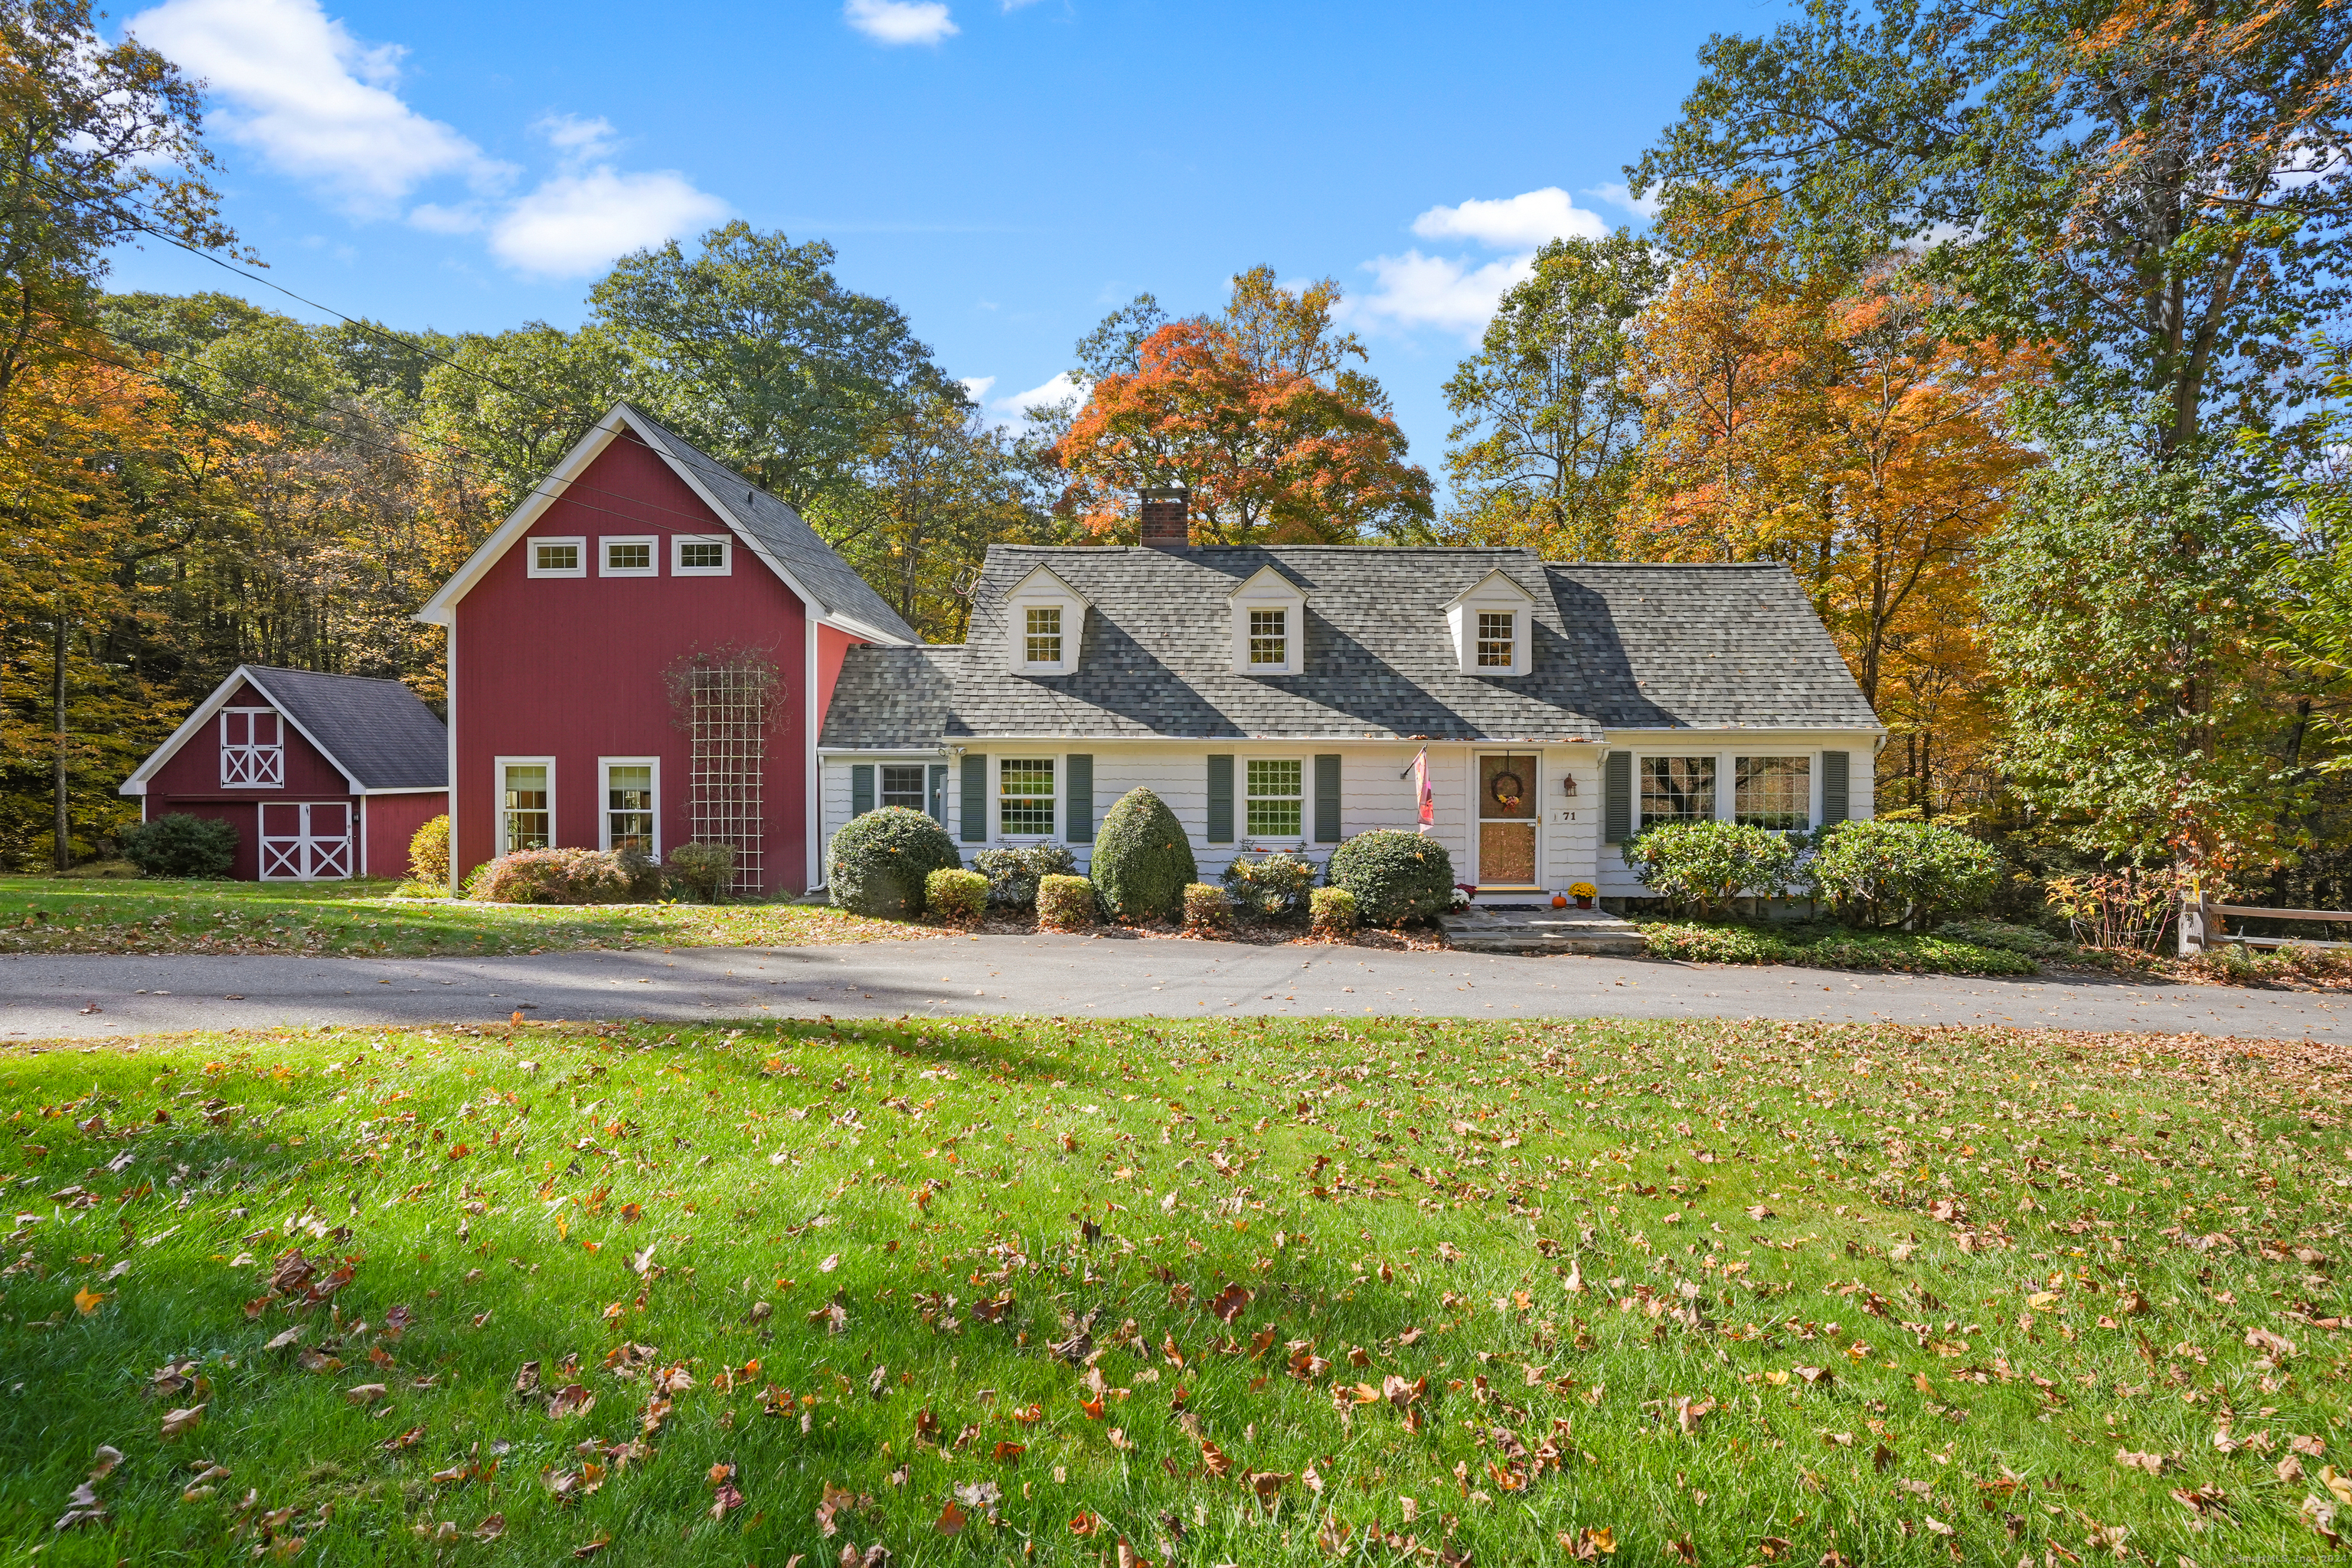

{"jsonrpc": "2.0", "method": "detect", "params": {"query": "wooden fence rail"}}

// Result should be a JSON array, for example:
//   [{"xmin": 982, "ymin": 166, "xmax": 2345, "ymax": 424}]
[{"xmin": 2178, "ymin": 896, "xmax": 2352, "ymax": 956}]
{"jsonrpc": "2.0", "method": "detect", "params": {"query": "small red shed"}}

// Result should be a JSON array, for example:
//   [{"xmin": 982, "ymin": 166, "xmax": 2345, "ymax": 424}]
[{"xmin": 120, "ymin": 666, "xmax": 449, "ymax": 880}]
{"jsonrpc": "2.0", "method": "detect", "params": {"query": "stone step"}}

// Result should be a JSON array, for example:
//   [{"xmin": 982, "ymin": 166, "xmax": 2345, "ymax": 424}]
[{"xmin": 1442, "ymin": 906, "xmax": 1648, "ymax": 956}]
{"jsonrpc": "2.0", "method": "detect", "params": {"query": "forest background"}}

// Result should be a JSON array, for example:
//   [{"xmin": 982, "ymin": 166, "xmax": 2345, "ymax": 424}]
[{"xmin": 11, "ymin": 0, "xmax": 2352, "ymax": 917}]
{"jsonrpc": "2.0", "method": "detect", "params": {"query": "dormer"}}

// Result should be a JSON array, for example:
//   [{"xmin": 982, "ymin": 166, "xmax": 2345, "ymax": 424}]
[
  {"xmin": 1004, "ymin": 564, "xmax": 1089, "ymax": 676},
  {"xmin": 1227, "ymin": 564, "xmax": 1307, "ymax": 676},
  {"xmin": 1445, "ymin": 569, "xmax": 1534, "ymax": 677}
]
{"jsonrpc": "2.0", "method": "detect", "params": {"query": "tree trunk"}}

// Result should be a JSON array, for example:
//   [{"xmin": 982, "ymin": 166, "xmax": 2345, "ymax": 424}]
[{"xmin": 51, "ymin": 609, "xmax": 70, "ymax": 871}]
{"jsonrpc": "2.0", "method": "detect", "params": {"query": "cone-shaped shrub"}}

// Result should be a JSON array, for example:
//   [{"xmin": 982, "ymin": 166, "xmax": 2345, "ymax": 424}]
[{"xmin": 1089, "ymin": 787, "xmax": 1197, "ymax": 923}]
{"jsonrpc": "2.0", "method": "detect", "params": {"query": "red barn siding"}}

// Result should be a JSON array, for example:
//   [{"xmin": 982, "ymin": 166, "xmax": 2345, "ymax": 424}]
[
  {"xmin": 452, "ymin": 432, "xmax": 812, "ymax": 890},
  {"xmin": 363, "ymin": 792, "xmax": 446, "ymax": 881},
  {"xmin": 143, "ymin": 679, "xmax": 354, "ymax": 880}
]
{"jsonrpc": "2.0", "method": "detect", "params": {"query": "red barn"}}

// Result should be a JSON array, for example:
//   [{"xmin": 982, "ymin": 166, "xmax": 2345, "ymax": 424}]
[
  {"xmin": 119, "ymin": 665, "xmax": 449, "ymax": 880},
  {"xmin": 413, "ymin": 403, "xmax": 917, "ymax": 894}
]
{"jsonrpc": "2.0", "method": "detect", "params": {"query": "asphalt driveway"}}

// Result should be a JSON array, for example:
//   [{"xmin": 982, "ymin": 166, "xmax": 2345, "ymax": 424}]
[{"xmin": 2, "ymin": 931, "xmax": 2342, "ymax": 1040}]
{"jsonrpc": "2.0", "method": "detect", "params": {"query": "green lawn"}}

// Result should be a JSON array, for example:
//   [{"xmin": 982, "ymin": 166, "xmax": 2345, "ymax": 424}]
[
  {"xmin": 1, "ymin": 1016, "xmax": 2345, "ymax": 1565},
  {"xmin": 0, "ymin": 875, "xmax": 923, "ymax": 958}
]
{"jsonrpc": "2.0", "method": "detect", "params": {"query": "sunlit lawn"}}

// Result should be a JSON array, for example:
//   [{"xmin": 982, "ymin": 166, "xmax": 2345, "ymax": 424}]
[
  {"xmin": 0, "ymin": 876, "xmax": 924, "ymax": 959},
  {"xmin": 1, "ymin": 1015, "xmax": 2347, "ymax": 1564}
]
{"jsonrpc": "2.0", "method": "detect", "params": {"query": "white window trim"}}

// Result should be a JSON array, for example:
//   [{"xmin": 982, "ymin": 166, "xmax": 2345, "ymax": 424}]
[
  {"xmin": 598, "ymin": 755, "xmax": 660, "ymax": 856},
  {"xmin": 527, "ymin": 536, "xmax": 586, "ymax": 578},
  {"xmin": 495, "ymin": 755, "xmax": 557, "ymax": 854},
  {"xmin": 1240, "ymin": 755, "xmax": 1308, "ymax": 844},
  {"xmin": 1227, "ymin": 566, "xmax": 1305, "ymax": 676},
  {"xmin": 219, "ymin": 707, "xmax": 284, "ymax": 789},
  {"xmin": 1021, "ymin": 605, "xmax": 1068, "ymax": 671},
  {"xmin": 1630, "ymin": 749, "xmax": 1824, "ymax": 833},
  {"xmin": 599, "ymin": 535, "xmax": 659, "ymax": 577},
  {"xmin": 995, "ymin": 755, "xmax": 1058, "ymax": 841},
  {"xmin": 672, "ymin": 534, "xmax": 733, "ymax": 576},
  {"xmin": 1444, "ymin": 571, "xmax": 1533, "ymax": 677}
]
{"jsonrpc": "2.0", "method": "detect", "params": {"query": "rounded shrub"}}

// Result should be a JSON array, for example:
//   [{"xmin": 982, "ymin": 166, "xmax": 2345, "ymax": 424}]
[
  {"xmin": 121, "ymin": 813, "xmax": 237, "ymax": 879},
  {"xmin": 1806, "ymin": 819, "xmax": 2000, "ymax": 929},
  {"xmin": 827, "ymin": 808, "xmax": 960, "ymax": 919},
  {"xmin": 1182, "ymin": 883, "xmax": 1230, "ymax": 936},
  {"xmin": 1220, "ymin": 850, "xmax": 1318, "ymax": 920},
  {"xmin": 1309, "ymin": 885, "xmax": 1357, "ymax": 937},
  {"xmin": 1037, "ymin": 874, "xmax": 1098, "ymax": 930},
  {"xmin": 1089, "ymin": 787, "xmax": 1197, "ymax": 923},
  {"xmin": 1619, "ymin": 820, "xmax": 1799, "ymax": 918},
  {"xmin": 664, "ymin": 841, "xmax": 737, "ymax": 903},
  {"xmin": 467, "ymin": 848, "xmax": 634, "ymax": 904},
  {"xmin": 1326, "ymin": 830, "xmax": 1455, "ymax": 926},
  {"xmin": 971, "ymin": 844, "xmax": 1077, "ymax": 910},
  {"xmin": 926, "ymin": 867, "xmax": 988, "ymax": 924},
  {"xmin": 407, "ymin": 815, "xmax": 450, "ymax": 886}
]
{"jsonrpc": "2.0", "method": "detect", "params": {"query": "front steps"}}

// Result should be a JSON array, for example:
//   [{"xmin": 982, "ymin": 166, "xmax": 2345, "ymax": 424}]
[{"xmin": 1442, "ymin": 903, "xmax": 1648, "ymax": 956}]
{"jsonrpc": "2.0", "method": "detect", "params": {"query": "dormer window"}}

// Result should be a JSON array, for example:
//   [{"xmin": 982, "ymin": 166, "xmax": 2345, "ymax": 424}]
[
  {"xmin": 1227, "ymin": 564, "xmax": 1306, "ymax": 675},
  {"xmin": 1004, "ymin": 564, "xmax": 1088, "ymax": 675},
  {"xmin": 1476, "ymin": 611, "xmax": 1515, "ymax": 668},
  {"xmin": 1025, "ymin": 606, "xmax": 1063, "ymax": 665},
  {"xmin": 1445, "ymin": 569, "xmax": 1534, "ymax": 676},
  {"xmin": 1248, "ymin": 609, "xmax": 1288, "ymax": 666}
]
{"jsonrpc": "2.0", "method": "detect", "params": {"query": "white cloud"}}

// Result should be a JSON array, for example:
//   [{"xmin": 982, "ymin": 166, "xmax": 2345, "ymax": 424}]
[
  {"xmin": 1583, "ymin": 181, "xmax": 1662, "ymax": 221},
  {"xmin": 534, "ymin": 112, "xmax": 621, "ymax": 163},
  {"xmin": 844, "ymin": 0, "xmax": 957, "ymax": 44},
  {"xmin": 1001, "ymin": 371, "xmax": 1083, "ymax": 415},
  {"xmin": 128, "ymin": 0, "xmax": 508, "ymax": 214},
  {"xmin": 490, "ymin": 168, "xmax": 729, "ymax": 278},
  {"xmin": 959, "ymin": 374, "xmax": 996, "ymax": 404},
  {"xmin": 1410, "ymin": 187, "xmax": 1607, "ymax": 249}
]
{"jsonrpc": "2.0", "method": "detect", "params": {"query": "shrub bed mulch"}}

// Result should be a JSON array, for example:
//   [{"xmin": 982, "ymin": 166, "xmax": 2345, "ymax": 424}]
[{"xmin": 933, "ymin": 910, "xmax": 1446, "ymax": 951}]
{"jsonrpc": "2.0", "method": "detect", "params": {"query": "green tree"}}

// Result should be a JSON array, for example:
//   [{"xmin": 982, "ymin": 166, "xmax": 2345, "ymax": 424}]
[
  {"xmin": 1981, "ymin": 403, "xmax": 2296, "ymax": 871},
  {"xmin": 587, "ymin": 221, "xmax": 958, "ymax": 508},
  {"xmin": 1440, "ymin": 231, "xmax": 1664, "ymax": 556}
]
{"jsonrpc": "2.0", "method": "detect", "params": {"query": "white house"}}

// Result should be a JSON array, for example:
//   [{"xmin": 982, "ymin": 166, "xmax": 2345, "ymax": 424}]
[{"xmin": 816, "ymin": 495, "xmax": 1882, "ymax": 904}]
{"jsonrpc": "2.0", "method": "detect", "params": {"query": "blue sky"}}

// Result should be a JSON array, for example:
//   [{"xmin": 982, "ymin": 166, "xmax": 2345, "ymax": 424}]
[{"xmin": 103, "ymin": 0, "xmax": 1753, "ymax": 476}]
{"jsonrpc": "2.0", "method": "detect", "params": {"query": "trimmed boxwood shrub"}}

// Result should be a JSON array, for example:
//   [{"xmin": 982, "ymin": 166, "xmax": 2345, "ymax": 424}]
[
  {"xmin": 1326, "ymin": 830, "xmax": 1455, "ymax": 926},
  {"xmin": 1037, "ymin": 874, "xmax": 1097, "ymax": 930},
  {"xmin": 1806, "ymin": 819, "xmax": 1999, "ymax": 929},
  {"xmin": 1183, "ymin": 883, "xmax": 1230, "ymax": 935},
  {"xmin": 664, "ymin": 841, "xmax": 735, "ymax": 903},
  {"xmin": 407, "ymin": 814, "xmax": 450, "ymax": 886},
  {"xmin": 971, "ymin": 844, "xmax": 1076, "ymax": 910},
  {"xmin": 1220, "ymin": 850, "xmax": 1318, "ymax": 920},
  {"xmin": 926, "ymin": 867, "xmax": 988, "ymax": 923},
  {"xmin": 828, "ymin": 808, "xmax": 962, "ymax": 918},
  {"xmin": 1620, "ymin": 820, "xmax": 1799, "ymax": 919},
  {"xmin": 1310, "ymin": 886, "xmax": 1357, "ymax": 936},
  {"xmin": 1089, "ymin": 787, "xmax": 1197, "ymax": 923},
  {"xmin": 121, "ymin": 813, "xmax": 237, "ymax": 879},
  {"xmin": 466, "ymin": 848, "xmax": 635, "ymax": 904}
]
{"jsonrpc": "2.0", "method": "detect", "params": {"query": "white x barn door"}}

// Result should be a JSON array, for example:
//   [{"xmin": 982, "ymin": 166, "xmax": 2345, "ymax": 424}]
[{"xmin": 260, "ymin": 802, "xmax": 351, "ymax": 880}]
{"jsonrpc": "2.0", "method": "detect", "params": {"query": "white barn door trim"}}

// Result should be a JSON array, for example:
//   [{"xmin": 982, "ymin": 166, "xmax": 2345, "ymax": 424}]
[{"xmin": 260, "ymin": 802, "xmax": 352, "ymax": 880}]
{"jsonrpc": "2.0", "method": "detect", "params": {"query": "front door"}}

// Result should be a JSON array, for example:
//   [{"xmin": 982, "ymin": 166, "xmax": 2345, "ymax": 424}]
[
  {"xmin": 1476, "ymin": 753, "xmax": 1538, "ymax": 888},
  {"xmin": 260, "ymin": 802, "xmax": 352, "ymax": 880}
]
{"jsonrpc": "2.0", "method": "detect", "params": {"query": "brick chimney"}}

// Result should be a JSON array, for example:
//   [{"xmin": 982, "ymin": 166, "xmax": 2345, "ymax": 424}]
[{"xmin": 1138, "ymin": 485, "xmax": 1189, "ymax": 550}]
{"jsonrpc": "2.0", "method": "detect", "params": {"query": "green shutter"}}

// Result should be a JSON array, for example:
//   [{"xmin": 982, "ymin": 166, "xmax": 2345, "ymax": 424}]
[
  {"xmin": 1067, "ymin": 754, "xmax": 1095, "ymax": 843},
  {"xmin": 960, "ymin": 754, "xmax": 988, "ymax": 842},
  {"xmin": 1207, "ymin": 754, "xmax": 1235, "ymax": 844},
  {"xmin": 1313, "ymin": 754, "xmax": 1341, "ymax": 843},
  {"xmin": 1821, "ymin": 750, "xmax": 1850, "ymax": 825},
  {"xmin": 1602, "ymin": 751, "xmax": 1632, "ymax": 844},
  {"xmin": 927, "ymin": 763, "xmax": 947, "ymax": 826},
  {"xmin": 851, "ymin": 764, "xmax": 874, "ymax": 818}
]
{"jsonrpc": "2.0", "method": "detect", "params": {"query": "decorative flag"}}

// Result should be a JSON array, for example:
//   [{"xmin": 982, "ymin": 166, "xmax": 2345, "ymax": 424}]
[{"xmin": 1411, "ymin": 747, "xmax": 1433, "ymax": 831}]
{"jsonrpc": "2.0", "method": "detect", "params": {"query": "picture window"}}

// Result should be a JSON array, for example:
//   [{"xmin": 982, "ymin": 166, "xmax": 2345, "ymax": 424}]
[
  {"xmin": 1640, "ymin": 756, "xmax": 1716, "ymax": 826},
  {"xmin": 1734, "ymin": 756, "xmax": 1811, "ymax": 831}
]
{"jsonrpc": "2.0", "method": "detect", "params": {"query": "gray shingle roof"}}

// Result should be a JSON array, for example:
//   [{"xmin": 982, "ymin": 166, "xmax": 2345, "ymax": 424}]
[
  {"xmin": 245, "ymin": 666, "xmax": 446, "ymax": 789},
  {"xmin": 818, "ymin": 645, "xmax": 963, "ymax": 748},
  {"xmin": 621, "ymin": 404, "xmax": 919, "ymax": 645},
  {"xmin": 829, "ymin": 547, "xmax": 1873, "ymax": 741}
]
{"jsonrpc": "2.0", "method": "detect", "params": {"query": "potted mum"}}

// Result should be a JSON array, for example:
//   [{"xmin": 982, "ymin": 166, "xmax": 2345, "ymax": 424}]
[{"xmin": 1570, "ymin": 881, "xmax": 1597, "ymax": 910}]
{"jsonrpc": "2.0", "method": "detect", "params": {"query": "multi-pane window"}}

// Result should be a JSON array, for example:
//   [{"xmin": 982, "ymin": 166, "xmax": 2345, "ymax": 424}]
[
  {"xmin": 220, "ymin": 709, "xmax": 284, "ymax": 787},
  {"xmin": 1640, "ymin": 756, "xmax": 1716, "ymax": 827},
  {"xmin": 604, "ymin": 539, "xmax": 653, "ymax": 573},
  {"xmin": 1246, "ymin": 759, "xmax": 1304, "ymax": 838},
  {"xmin": 999, "ymin": 758, "xmax": 1055, "ymax": 836},
  {"xmin": 531, "ymin": 539, "xmax": 581, "ymax": 574},
  {"xmin": 1476, "ymin": 611, "xmax": 1515, "ymax": 668},
  {"xmin": 1248, "ymin": 609, "xmax": 1288, "ymax": 666},
  {"xmin": 503, "ymin": 764, "xmax": 550, "ymax": 851},
  {"xmin": 674, "ymin": 536, "xmax": 730, "ymax": 573},
  {"xmin": 1024, "ymin": 606, "xmax": 1063, "ymax": 665},
  {"xmin": 1735, "ymin": 756, "xmax": 1811, "ymax": 831},
  {"xmin": 881, "ymin": 765, "xmax": 927, "ymax": 812},
  {"xmin": 606, "ymin": 765, "xmax": 655, "ymax": 852}
]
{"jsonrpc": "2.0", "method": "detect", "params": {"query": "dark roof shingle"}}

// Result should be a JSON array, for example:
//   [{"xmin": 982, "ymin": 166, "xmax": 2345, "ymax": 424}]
[
  {"xmin": 818, "ymin": 646, "xmax": 963, "ymax": 748},
  {"xmin": 246, "ymin": 667, "xmax": 446, "ymax": 789}
]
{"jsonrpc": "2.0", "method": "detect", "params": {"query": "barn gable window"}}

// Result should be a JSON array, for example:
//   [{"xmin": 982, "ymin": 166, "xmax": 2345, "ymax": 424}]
[
  {"xmin": 220, "ymin": 708, "xmax": 283, "ymax": 788},
  {"xmin": 601, "ymin": 535, "xmax": 658, "ymax": 577},
  {"xmin": 528, "ymin": 537, "xmax": 586, "ymax": 577},
  {"xmin": 672, "ymin": 534, "xmax": 732, "ymax": 575}
]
